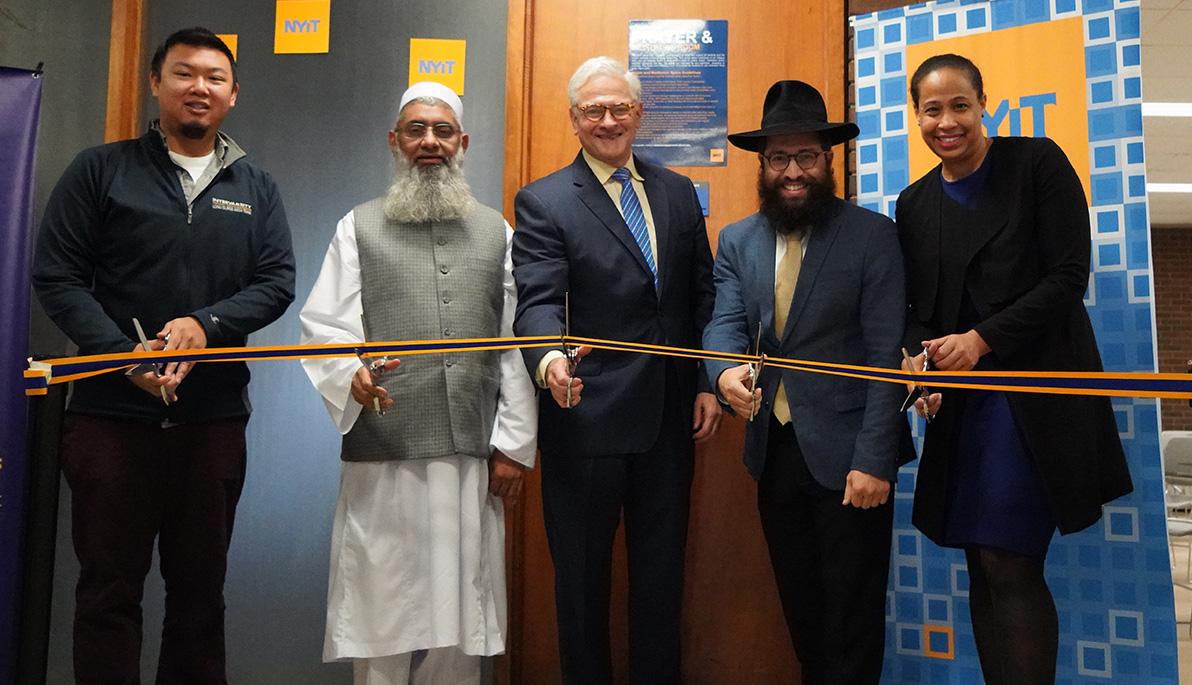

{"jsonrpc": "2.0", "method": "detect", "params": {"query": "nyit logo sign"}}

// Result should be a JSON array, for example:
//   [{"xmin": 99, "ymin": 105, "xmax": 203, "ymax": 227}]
[
  {"xmin": 275, "ymin": 0, "xmax": 331, "ymax": 54},
  {"xmin": 984, "ymin": 93, "xmax": 1057, "ymax": 137},
  {"xmin": 284, "ymin": 18, "xmax": 322, "ymax": 33},
  {"xmin": 418, "ymin": 59, "xmax": 456, "ymax": 76},
  {"xmin": 906, "ymin": 16, "xmax": 1090, "ymax": 202},
  {"xmin": 409, "ymin": 39, "xmax": 467, "ymax": 95}
]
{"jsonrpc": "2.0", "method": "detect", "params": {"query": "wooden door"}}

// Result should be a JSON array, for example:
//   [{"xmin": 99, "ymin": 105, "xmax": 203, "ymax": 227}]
[{"xmin": 501, "ymin": 3, "xmax": 847, "ymax": 681}]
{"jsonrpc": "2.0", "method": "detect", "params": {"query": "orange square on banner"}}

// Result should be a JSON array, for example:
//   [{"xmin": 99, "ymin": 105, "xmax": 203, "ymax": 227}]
[
  {"xmin": 275, "ymin": 0, "xmax": 331, "ymax": 54},
  {"xmin": 216, "ymin": 34, "xmax": 238, "ymax": 61},
  {"xmin": 905, "ymin": 17, "xmax": 1090, "ymax": 204},
  {"xmin": 923, "ymin": 625, "xmax": 955, "ymax": 659}
]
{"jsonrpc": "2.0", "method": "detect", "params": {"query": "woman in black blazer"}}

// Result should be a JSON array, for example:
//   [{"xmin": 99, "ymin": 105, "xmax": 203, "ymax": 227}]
[{"xmin": 896, "ymin": 54, "xmax": 1133, "ymax": 685}]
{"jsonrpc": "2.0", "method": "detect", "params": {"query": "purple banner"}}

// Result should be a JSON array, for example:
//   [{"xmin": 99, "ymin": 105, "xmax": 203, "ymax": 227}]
[{"xmin": 0, "ymin": 65, "xmax": 43, "ymax": 683}]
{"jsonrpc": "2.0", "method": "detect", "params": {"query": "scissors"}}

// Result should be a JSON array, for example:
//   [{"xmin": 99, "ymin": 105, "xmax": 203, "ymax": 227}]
[
  {"xmin": 358, "ymin": 314, "xmax": 391, "ymax": 415},
  {"xmin": 746, "ymin": 322, "xmax": 766, "ymax": 420},
  {"xmin": 561, "ymin": 292, "xmax": 579, "ymax": 408},
  {"xmin": 126, "ymin": 317, "xmax": 170, "ymax": 405},
  {"xmin": 900, "ymin": 346, "xmax": 932, "ymax": 422}
]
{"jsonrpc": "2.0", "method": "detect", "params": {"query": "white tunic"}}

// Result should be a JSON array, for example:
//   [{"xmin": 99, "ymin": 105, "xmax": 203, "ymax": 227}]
[{"xmin": 299, "ymin": 209, "xmax": 537, "ymax": 661}]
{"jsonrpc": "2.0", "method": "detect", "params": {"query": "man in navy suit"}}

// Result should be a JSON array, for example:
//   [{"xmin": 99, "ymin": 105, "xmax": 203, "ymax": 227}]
[
  {"xmin": 512, "ymin": 56, "xmax": 720, "ymax": 685},
  {"xmin": 702, "ymin": 80, "xmax": 915, "ymax": 685}
]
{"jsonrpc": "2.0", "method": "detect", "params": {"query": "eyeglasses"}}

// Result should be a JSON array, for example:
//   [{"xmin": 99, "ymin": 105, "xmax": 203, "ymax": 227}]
[
  {"xmin": 761, "ymin": 150, "xmax": 828, "ymax": 172},
  {"xmin": 395, "ymin": 122, "xmax": 459, "ymax": 140},
  {"xmin": 575, "ymin": 102, "xmax": 636, "ymax": 122}
]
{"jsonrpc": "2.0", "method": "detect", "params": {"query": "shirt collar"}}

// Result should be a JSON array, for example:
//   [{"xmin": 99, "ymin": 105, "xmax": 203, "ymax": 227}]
[
  {"xmin": 151, "ymin": 119, "xmax": 230, "ymax": 163},
  {"xmin": 582, "ymin": 149, "xmax": 643, "ymax": 184}
]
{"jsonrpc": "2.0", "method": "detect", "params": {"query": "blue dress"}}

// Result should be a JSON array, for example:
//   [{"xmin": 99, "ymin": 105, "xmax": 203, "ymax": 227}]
[{"xmin": 935, "ymin": 155, "xmax": 1057, "ymax": 559}]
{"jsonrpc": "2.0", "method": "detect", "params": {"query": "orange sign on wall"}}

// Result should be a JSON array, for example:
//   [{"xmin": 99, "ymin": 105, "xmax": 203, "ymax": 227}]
[
  {"xmin": 274, "ymin": 0, "xmax": 331, "ymax": 54},
  {"xmin": 216, "ymin": 34, "xmax": 238, "ymax": 61},
  {"xmin": 905, "ymin": 16, "xmax": 1090, "ymax": 203}
]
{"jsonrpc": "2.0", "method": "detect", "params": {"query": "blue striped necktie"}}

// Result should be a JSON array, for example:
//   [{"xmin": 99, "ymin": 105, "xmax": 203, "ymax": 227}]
[{"xmin": 611, "ymin": 166, "xmax": 657, "ymax": 289}]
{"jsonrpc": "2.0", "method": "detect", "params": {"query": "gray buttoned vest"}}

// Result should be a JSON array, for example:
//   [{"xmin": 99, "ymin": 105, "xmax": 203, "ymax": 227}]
[{"xmin": 341, "ymin": 197, "xmax": 506, "ymax": 462}]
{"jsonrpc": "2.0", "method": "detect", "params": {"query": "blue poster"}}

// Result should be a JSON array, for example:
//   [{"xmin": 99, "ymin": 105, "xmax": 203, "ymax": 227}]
[{"xmin": 628, "ymin": 20, "xmax": 727, "ymax": 168}]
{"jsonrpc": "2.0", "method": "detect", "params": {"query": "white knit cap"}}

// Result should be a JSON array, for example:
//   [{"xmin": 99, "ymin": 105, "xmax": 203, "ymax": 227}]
[{"xmin": 399, "ymin": 81, "xmax": 463, "ymax": 120}]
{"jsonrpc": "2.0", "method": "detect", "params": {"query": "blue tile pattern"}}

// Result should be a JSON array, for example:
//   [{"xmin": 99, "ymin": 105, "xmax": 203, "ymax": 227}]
[{"xmin": 850, "ymin": 1, "xmax": 1174, "ymax": 682}]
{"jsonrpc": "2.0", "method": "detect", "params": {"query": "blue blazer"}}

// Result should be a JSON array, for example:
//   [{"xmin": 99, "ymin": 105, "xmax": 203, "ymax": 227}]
[
  {"xmin": 513, "ymin": 152, "xmax": 715, "ymax": 458},
  {"xmin": 703, "ymin": 199, "xmax": 915, "ymax": 489}
]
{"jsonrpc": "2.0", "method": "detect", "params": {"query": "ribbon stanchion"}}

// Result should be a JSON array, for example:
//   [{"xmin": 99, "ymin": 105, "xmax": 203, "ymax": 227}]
[{"xmin": 24, "ymin": 334, "xmax": 1192, "ymax": 400}]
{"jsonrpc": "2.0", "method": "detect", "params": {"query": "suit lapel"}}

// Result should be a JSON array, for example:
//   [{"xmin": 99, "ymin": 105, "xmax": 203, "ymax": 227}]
[
  {"xmin": 753, "ymin": 220, "xmax": 780, "ymax": 347},
  {"xmin": 960, "ymin": 149, "xmax": 1010, "ymax": 264},
  {"xmin": 570, "ymin": 154, "xmax": 656, "ymax": 286},
  {"xmin": 917, "ymin": 168, "xmax": 944, "ymax": 315}
]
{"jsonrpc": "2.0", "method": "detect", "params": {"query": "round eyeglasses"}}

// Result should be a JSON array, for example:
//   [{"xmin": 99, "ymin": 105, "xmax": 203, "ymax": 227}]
[
  {"xmin": 761, "ymin": 150, "xmax": 828, "ymax": 172},
  {"xmin": 575, "ymin": 102, "xmax": 636, "ymax": 122},
  {"xmin": 395, "ymin": 122, "xmax": 459, "ymax": 141}
]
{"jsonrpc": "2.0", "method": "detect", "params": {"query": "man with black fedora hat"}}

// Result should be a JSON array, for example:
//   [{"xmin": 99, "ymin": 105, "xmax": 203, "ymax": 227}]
[{"xmin": 703, "ymin": 80, "xmax": 915, "ymax": 684}]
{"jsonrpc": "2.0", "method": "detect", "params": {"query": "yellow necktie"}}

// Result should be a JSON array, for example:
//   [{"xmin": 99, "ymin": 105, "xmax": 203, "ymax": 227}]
[{"xmin": 772, "ymin": 234, "xmax": 802, "ymax": 425}]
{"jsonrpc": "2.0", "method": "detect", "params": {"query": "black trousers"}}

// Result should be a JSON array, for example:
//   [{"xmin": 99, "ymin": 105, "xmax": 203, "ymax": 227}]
[
  {"xmin": 61, "ymin": 414, "xmax": 247, "ymax": 685},
  {"xmin": 758, "ymin": 416, "xmax": 893, "ymax": 685},
  {"xmin": 541, "ymin": 368, "xmax": 694, "ymax": 685}
]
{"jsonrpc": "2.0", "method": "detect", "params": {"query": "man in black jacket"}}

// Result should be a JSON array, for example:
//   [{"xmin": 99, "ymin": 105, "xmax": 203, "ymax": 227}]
[{"xmin": 32, "ymin": 27, "xmax": 294, "ymax": 683}]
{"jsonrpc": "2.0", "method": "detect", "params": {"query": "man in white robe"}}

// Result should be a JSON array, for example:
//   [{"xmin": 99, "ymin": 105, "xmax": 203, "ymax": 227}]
[{"xmin": 299, "ymin": 82, "xmax": 537, "ymax": 685}]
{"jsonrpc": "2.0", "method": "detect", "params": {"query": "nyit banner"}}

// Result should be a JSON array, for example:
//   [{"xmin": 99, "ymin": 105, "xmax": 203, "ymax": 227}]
[
  {"xmin": 850, "ymin": 1, "xmax": 1175, "ymax": 682},
  {"xmin": 0, "ymin": 66, "xmax": 43, "ymax": 684}
]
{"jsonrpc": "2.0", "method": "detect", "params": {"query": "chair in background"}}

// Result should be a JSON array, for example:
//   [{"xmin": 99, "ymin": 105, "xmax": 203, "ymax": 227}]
[
  {"xmin": 1162, "ymin": 431, "xmax": 1192, "ymax": 514},
  {"xmin": 1162, "ymin": 431, "xmax": 1192, "ymax": 636}
]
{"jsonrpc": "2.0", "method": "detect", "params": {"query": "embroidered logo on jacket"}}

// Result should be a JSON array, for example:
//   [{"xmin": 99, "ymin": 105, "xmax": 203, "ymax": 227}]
[{"xmin": 212, "ymin": 198, "xmax": 253, "ymax": 215}]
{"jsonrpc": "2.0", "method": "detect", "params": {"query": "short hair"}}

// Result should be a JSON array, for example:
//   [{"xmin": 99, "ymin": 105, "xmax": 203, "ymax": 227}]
[
  {"xmin": 909, "ymin": 53, "xmax": 984, "ymax": 109},
  {"xmin": 150, "ymin": 27, "xmax": 237, "ymax": 85},
  {"xmin": 397, "ymin": 96, "xmax": 464, "ymax": 130},
  {"xmin": 567, "ymin": 56, "xmax": 642, "ymax": 107}
]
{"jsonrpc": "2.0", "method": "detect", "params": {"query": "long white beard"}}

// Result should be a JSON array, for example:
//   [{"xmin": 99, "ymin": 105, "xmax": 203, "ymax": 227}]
[{"xmin": 383, "ymin": 150, "xmax": 475, "ymax": 223}]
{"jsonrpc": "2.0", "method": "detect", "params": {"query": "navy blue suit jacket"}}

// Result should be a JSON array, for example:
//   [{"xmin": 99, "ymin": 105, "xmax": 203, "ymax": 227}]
[
  {"xmin": 512, "ymin": 152, "xmax": 715, "ymax": 458},
  {"xmin": 703, "ymin": 198, "xmax": 915, "ymax": 489}
]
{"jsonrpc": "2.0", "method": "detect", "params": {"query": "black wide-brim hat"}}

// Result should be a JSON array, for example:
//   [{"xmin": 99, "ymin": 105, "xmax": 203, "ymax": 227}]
[{"xmin": 728, "ymin": 80, "xmax": 860, "ymax": 152}]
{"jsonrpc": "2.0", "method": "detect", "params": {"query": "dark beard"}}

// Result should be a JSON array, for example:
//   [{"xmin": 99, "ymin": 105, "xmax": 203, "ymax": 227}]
[
  {"xmin": 178, "ymin": 122, "xmax": 208, "ymax": 140},
  {"xmin": 757, "ymin": 164, "xmax": 837, "ymax": 236}
]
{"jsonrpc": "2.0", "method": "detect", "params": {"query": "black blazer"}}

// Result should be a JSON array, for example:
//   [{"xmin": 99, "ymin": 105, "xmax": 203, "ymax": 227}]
[
  {"xmin": 896, "ymin": 136, "xmax": 1132, "ymax": 539},
  {"xmin": 512, "ymin": 152, "xmax": 715, "ymax": 458}
]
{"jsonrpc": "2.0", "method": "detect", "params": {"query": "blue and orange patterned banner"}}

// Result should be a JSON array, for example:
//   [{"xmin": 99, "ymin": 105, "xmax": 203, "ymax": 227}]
[{"xmin": 851, "ymin": 1, "xmax": 1174, "ymax": 682}]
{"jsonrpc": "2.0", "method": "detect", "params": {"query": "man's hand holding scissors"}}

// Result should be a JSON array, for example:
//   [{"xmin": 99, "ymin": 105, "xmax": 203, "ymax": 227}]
[
  {"xmin": 545, "ymin": 345, "xmax": 591, "ymax": 409},
  {"xmin": 717, "ymin": 323, "xmax": 766, "ymax": 420},
  {"xmin": 158, "ymin": 316, "xmax": 207, "ymax": 384},
  {"xmin": 127, "ymin": 316, "xmax": 207, "ymax": 404},
  {"xmin": 355, "ymin": 315, "xmax": 401, "ymax": 413},
  {"xmin": 351, "ymin": 358, "xmax": 401, "ymax": 412},
  {"xmin": 716, "ymin": 364, "xmax": 762, "ymax": 418},
  {"xmin": 127, "ymin": 334, "xmax": 172, "ymax": 402},
  {"xmin": 547, "ymin": 292, "xmax": 591, "ymax": 409}
]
